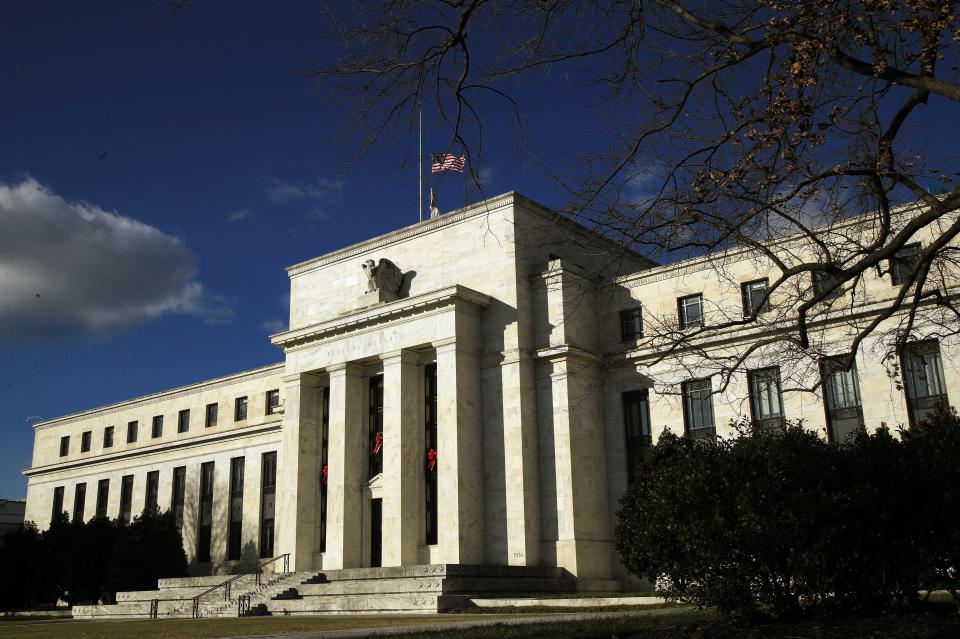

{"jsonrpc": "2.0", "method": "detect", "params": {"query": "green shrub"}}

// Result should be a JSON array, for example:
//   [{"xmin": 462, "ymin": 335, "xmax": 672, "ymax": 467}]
[{"xmin": 615, "ymin": 413, "xmax": 960, "ymax": 618}]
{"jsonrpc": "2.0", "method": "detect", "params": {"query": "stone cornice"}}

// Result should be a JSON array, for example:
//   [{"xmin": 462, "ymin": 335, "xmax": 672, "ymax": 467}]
[
  {"xmin": 33, "ymin": 363, "xmax": 285, "ymax": 431},
  {"xmin": 23, "ymin": 421, "xmax": 282, "ymax": 478},
  {"xmin": 271, "ymin": 285, "xmax": 491, "ymax": 351},
  {"xmin": 534, "ymin": 344, "xmax": 602, "ymax": 364}
]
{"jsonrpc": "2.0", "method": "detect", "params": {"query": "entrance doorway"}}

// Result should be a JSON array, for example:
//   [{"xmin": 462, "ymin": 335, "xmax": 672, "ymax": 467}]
[{"xmin": 370, "ymin": 498, "xmax": 382, "ymax": 567}]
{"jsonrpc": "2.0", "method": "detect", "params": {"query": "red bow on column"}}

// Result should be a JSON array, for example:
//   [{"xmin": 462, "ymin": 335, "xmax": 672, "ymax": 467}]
[
  {"xmin": 373, "ymin": 432, "xmax": 383, "ymax": 454},
  {"xmin": 427, "ymin": 448, "xmax": 437, "ymax": 471},
  {"xmin": 322, "ymin": 465, "xmax": 328, "ymax": 484}
]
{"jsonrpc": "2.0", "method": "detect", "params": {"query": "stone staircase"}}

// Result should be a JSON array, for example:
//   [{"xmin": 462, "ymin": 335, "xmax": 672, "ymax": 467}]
[{"xmin": 72, "ymin": 564, "xmax": 580, "ymax": 618}]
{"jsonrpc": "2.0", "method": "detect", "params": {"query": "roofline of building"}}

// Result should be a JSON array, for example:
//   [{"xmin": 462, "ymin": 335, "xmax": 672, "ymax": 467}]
[
  {"xmin": 33, "ymin": 362, "xmax": 285, "ymax": 431},
  {"xmin": 285, "ymin": 191, "xmax": 656, "ymax": 278}
]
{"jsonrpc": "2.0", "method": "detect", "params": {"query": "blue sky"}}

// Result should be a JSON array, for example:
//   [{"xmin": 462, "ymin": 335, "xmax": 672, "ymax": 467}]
[{"xmin": 0, "ymin": 1, "xmax": 582, "ymax": 499}]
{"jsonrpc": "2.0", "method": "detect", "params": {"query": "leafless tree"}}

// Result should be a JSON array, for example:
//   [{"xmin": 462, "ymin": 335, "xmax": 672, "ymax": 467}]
[{"xmin": 315, "ymin": 1, "xmax": 960, "ymax": 392}]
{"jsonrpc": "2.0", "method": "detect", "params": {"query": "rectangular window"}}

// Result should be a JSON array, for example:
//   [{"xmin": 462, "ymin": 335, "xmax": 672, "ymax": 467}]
[
  {"xmin": 145, "ymin": 470, "xmax": 160, "ymax": 512},
  {"xmin": 205, "ymin": 402, "xmax": 218, "ymax": 427},
  {"xmin": 748, "ymin": 367, "xmax": 785, "ymax": 430},
  {"xmin": 260, "ymin": 452, "xmax": 277, "ymax": 558},
  {"xmin": 742, "ymin": 278, "xmax": 771, "ymax": 317},
  {"xmin": 678, "ymin": 294, "xmax": 703, "ymax": 329},
  {"xmin": 171, "ymin": 466, "xmax": 186, "ymax": 531},
  {"xmin": 197, "ymin": 462, "xmax": 215, "ymax": 562},
  {"xmin": 820, "ymin": 356, "xmax": 865, "ymax": 445},
  {"xmin": 73, "ymin": 483, "xmax": 86, "ymax": 522},
  {"xmin": 119, "ymin": 475, "xmax": 133, "ymax": 524},
  {"xmin": 682, "ymin": 379, "xmax": 715, "ymax": 441},
  {"xmin": 901, "ymin": 339, "xmax": 949, "ymax": 426},
  {"xmin": 103, "ymin": 426, "xmax": 114, "ymax": 448},
  {"xmin": 95, "ymin": 479, "xmax": 109, "ymax": 519},
  {"xmin": 812, "ymin": 270, "xmax": 842, "ymax": 300},
  {"xmin": 80, "ymin": 431, "xmax": 91, "ymax": 453},
  {"xmin": 52, "ymin": 486, "xmax": 64, "ymax": 522},
  {"xmin": 622, "ymin": 389, "xmax": 652, "ymax": 485},
  {"xmin": 151, "ymin": 415, "xmax": 163, "ymax": 438},
  {"xmin": 368, "ymin": 375, "xmax": 384, "ymax": 479},
  {"xmin": 178, "ymin": 409, "xmax": 190, "ymax": 433},
  {"xmin": 890, "ymin": 243, "xmax": 921, "ymax": 286},
  {"xmin": 127, "ymin": 420, "xmax": 138, "ymax": 443},
  {"xmin": 620, "ymin": 308, "xmax": 643, "ymax": 341},
  {"xmin": 228, "ymin": 457, "xmax": 245, "ymax": 561},
  {"xmin": 424, "ymin": 363, "xmax": 438, "ymax": 545},
  {"xmin": 59, "ymin": 435, "xmax": 69, "ymax": 457},
  {"xmin": 319, "ymin": 385, "xmax": 330, "ymax": 552},
  {"xmin": 235, "ymin": 396, "xmax": 248, "ymax": 421},
  {"xmin": 265, "ymin": 389, "xmax": 280, "ymax": 415}
]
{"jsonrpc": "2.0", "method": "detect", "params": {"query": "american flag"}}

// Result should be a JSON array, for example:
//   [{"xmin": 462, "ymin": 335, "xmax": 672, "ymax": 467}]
[{"xmin": 431, "ymin": 153, "xmax": 465, "ymax": 174}]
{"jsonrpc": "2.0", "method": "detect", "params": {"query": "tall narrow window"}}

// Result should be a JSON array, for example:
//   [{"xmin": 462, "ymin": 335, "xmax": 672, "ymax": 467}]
[
  {"xmin": 890, "ymin": 243, "xmax": 921, "ymax": 286},
  {"xmin": 748, "ymin": 367, "xmax": 785, "ymax": 430},
  {"xmin": 820, "ymin": 356, "xmax": 865, "ymax": 445},
  {"xmin": 228, "ymin": 457, "xmax": 245, "ymax": 561},
  {"xmin": 52, "ymin": 486, "xmax": 64, "ymax": 521},
  {"xmin": 145, "ymin": 470, "xmax": 160, "ymax": 512},
  {"xmin": 682, "ymin": 379, "xmax": 715, "ymax": 441},
  {"xmin": 95, "ymin": 479, "xmax": 109, "ymax": 519},
  {"xmin": 59, "ymin": 436, "xmax": 69, "ymax": 457},
  {"xmin": 73, "ymin": 483, "xmax": 86, "ymax": 522},
  {"xmin": 368, "ymin": 375, "xmax": 384, "ymax": 479},
  {"xmin": 119, "ymin": 475, "xmax": 134, "ymax": 524},
  {"xmin": 741, "ymin": 279, "xmax": 771, "ymax": 316},
  {"xmin": 103, "ymin": 426, "xmax": 114, "ymax": 448},
  {"xmin": 80, "ymin": 431, "xmax": 91, "ymax": 453},
  {"xmin": 424, "ymin": 363, "xmax": 439, "ymax": 545},
  {"xmin": 319, "ymin": 386, "xmax": 329, "ymax": 553},
  {"xmin": 152, "ymin": 415, "xmax": 163, "ymax": 438},
  {"xmin": 197, "ymin": 462, "xmax": 215, "ymax": 562},
  {"xmin": 622, "ymin": 390, "xmax": 652, "ymax": 485},
  {"xmin": 178, "ymin": 409, "xmax": 190, "ymax": 433},
  {"xmin": 901, "ymin": 339, "xmax": 949, "ymax": 426},
  {"xmin": 127, "ymin": 420, "xmax": 138, "ymax": 443},
  {"xmin": 620, "ymin": 308, "xmax": 643, "ymax": 341},
  {"xmin": 205, "ymin": 402, "xmax": 218, "ymax": 427},
  {"xmin": 260, "ymin": 452, "xmax": 277, "ymax": 558},
  {"xmin": 678, "ymin": 294, "xmax": 703, "ymax": 328},
  {"xmin": 235, "ymin": 396, "xmax": 248, "ymax": 421},
  {"xmin": 171, "ymin": 466, "xmax": 186, "ymax": 531},
  {"xmin": 265, "ymin": 389, "xmax": 280, "ymax": 415}
]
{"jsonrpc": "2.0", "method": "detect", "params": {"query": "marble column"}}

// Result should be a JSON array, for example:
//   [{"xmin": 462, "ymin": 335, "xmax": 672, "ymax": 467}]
[
  {"xmin": 324, "ymin": 362, "xmax": 366, "ymax": 569},
  {"xmin": 435, "ymin": 340, "xmax": 484, "ymax": 564},
  {"xmin": 381, "ymin": 349, "xmax": 420, "ymax": 566},
  {"xmin": 277, "ymin": 372, "xmax": 323, "ymax": 571}
]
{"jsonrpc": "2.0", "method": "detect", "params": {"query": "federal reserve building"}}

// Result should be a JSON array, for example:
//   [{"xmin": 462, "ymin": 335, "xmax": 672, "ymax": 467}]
[{"xmin": 21, "ymin": 191, "xmax": 960, "ymax": 614}]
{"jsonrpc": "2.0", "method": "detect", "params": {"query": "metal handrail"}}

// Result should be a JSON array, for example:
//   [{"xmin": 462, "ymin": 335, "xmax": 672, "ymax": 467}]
[{"xmin": 190, "ymin": 553, "xmax": 290, "ymax": 618}]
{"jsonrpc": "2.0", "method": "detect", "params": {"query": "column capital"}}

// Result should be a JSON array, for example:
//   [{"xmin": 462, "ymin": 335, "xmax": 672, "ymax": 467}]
[
  {"xmin": 381, "ymin": 348, "xmax": 419, "ymax": 365},
  {"xmin": 326, "ymin": 361, "xmax": 365, "ymax": 377},
  {"xmin": 281, "ymin": 371, "xmax": 323, "ymax": 387},
  {"xmin": 433, "ymin": 339, "xmax": 480, "ymax": 356}
]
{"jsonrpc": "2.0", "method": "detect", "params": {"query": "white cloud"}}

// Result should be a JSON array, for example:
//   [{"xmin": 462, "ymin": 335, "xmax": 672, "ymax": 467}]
[
  {"xmin": 260, "ymin": 176, "xmax": 343, "ymax": 203},
  {"xmin": 0, "ymin": 178, "xmax": 231, "ymax": 341},
  {"xmin": 261, "ymin": 318, "xmax": 287, "ymax": 334},
  {"xmin": 227, "ymin": 208, "xmax": 253, "ymax": 222}
]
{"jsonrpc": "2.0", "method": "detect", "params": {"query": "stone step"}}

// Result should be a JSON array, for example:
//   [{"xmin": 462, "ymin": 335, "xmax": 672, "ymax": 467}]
[
  {"xmin": 294, "ymin": 575, "xmax": 574, "ymax": 597},
  {"xmin": 258, "ymin": 593, "xmax": 471, "ymax": 615}
]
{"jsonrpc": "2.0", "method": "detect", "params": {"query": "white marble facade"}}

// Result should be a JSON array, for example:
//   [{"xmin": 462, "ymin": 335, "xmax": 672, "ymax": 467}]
[{"xmin": 23, "ymin": 192, "xmax": 960, "ymax": 588}]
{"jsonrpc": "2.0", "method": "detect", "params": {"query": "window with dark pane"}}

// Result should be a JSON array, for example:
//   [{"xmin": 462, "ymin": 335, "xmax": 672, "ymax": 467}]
[
  {"xmin": 620, "ymin": 308, "xmax": 643, "ymax": 341},
  {"xmin": 197, "ymin": 462, "xmax": 215, "ymax": 562},
  {"xmin": 424, "ymin": 363, "xmax": 438, "ymax": 545},
  {"xmin": 682, "ymin": 379, "xmax": 715, "ymax": 441},
  {"xmin": 748, "ymin": 367, "xmax": 785, "ymax": 430},
  {"xmin": 368, "ymin": 375, "xmax": 384, "ymax": 479},
  {"xmin": 228, "ymin": 457, "xmax": 244, "ymax": 560},
  {"xmin": 622, "ymin": 390, "xmax": 652, "ymax": 485},
  {"xmin": 260, "ymin": 452, "xmax": 277, "ymax": 558},
  {"xmin": 145, "ymin": 470, "xmax": 160, "ymax": 512}
]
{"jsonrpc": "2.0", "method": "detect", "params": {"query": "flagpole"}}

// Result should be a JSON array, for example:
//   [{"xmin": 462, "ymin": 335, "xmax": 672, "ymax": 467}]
[{"xmin": 418, "ymin": 103, "xmax": 423, "ymax": 223}]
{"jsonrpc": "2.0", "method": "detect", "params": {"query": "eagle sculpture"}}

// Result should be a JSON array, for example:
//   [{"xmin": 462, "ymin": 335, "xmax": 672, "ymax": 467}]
[{"xmin": 361, "ymin": 258, "xmax": 404, "ymax": 296}]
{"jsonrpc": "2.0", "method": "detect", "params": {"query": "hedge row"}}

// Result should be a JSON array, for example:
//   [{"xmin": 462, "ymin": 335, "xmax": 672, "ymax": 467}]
[
  {"xmin": 0, "ymin": 507, "xmax": 187, "ymax": 608},
  {"xmin": 615, "ymin": 408, "xmax": 960, "ymax": 618}
]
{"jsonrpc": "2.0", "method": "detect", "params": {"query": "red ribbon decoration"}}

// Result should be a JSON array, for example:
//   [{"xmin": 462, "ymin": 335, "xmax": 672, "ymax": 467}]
[
  {"xmin": 322, "ymin": 465, "xmax": 328, "ymax": 484},
  {"xmin": 427, "ymin": 448, "xmax": 438, "ymax": 471},
  {"xmin": 373, "ymin": 432, "xmax": 383, "ymax": 454}
]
